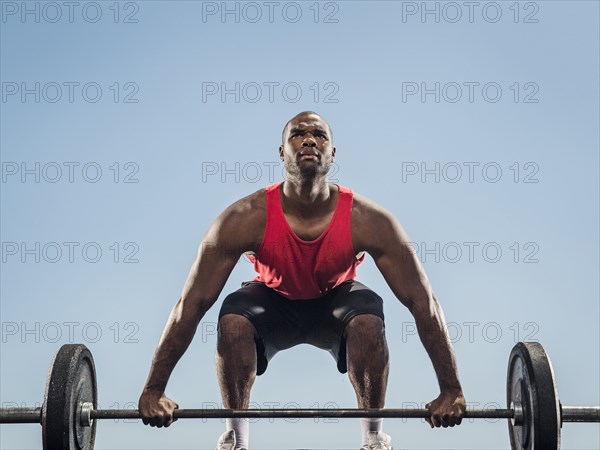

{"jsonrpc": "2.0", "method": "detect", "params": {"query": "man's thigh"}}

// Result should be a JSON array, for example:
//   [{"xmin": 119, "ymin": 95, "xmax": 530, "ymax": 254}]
[
  {"xmin": 307, "ymin": 280, "xmax": 385, "ymax": 373},
  {"xmin": 217, "ymin": 280, "xmax": 385, "ymax": 375},
  {"xmin": 218, "ymin": 281, "xmax": 309, "ymax": 375}
]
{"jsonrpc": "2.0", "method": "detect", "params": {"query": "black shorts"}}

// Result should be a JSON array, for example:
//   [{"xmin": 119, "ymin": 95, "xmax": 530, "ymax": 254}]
[{"xmin": 218, "ymin": 279, "xmax": 385, "ymax": 376}]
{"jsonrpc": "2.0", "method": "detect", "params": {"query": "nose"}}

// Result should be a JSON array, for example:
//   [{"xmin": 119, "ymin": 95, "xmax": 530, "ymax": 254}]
[{"xmin": 302, "ymin": 137, "xmax": 317, "ymax": 147}]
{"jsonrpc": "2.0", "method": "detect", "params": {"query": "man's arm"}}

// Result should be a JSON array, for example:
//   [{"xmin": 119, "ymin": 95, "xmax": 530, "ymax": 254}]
[
  {"xmin": 139, "ymin": 196, "xmax": 261, "ymax": 427},
  {"xmin": 354, "ymin": 196, "xmax": 466, "ymax": 427}
]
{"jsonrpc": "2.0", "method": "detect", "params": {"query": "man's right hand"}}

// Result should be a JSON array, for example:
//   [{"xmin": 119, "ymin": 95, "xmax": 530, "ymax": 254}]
[{"xmin": 138, "ymin": 388, "xmax": 179, "ymax": 428}]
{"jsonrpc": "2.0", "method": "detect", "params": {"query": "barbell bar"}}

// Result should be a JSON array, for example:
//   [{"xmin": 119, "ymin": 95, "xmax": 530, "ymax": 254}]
[
  {"xmin": 5, "ymin": 402, "xmax": 600, "ymax": 423},
  {"xmin": 0, "ymin": 404, "xmax": 525, "ymax": 422},
  {"xmin": 0, "ymin": 342, "xmax": 598, "ymax": 450}
]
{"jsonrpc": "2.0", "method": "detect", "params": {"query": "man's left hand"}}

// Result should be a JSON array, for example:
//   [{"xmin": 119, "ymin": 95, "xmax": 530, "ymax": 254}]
[{"xmin": 425, "ymin": 390, "xmax": 466, "ymax": 428}]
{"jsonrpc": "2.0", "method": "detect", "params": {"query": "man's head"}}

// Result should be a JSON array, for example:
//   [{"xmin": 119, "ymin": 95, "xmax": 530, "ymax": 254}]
[
  {"xmin": 279, "ymin": 111, "xmax": 336, "ymax": 182},
  {"xmin": 281, "ymin": 111, "xmax": 333, "ymax": 144}
]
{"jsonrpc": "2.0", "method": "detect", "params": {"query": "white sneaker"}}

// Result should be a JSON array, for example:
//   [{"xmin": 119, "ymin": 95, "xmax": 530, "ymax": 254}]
[
  {"xmin": 216, "ymin": 430, "xmax": 236, "ymax": 450},
  {"xmin": 361, "ymin": 431, "xmax": 393, "ymax": 450}
]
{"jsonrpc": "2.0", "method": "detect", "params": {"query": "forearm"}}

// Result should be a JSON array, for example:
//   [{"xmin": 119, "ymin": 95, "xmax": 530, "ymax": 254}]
[
  {"xmin": 143, "ymin": 297, "xmax": 209, "ymax": 392},
  {"xmin": 412, "ymin": 293, "xmax": 462, "ymax": 393}
]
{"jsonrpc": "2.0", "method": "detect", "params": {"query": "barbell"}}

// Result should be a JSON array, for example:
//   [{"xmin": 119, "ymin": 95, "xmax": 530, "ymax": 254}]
[{"xmin": 0, "ymin": 342, "xmax": 598, "ymax": 449}]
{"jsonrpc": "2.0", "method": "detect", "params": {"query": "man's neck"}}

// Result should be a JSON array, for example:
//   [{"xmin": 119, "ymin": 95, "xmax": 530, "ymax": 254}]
[{"xmin": 281, "ymin": 178, "xmax": 333, "ymax": 217}]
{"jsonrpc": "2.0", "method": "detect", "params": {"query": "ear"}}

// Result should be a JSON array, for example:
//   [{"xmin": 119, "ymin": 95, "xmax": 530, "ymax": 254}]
[
  {"xmin": 332, "ymin": 146, "xmax": 336, "ymax": 159},
  {"xmin": 279, "ymin": 145, "xmax": 284, "ymax": 160}
]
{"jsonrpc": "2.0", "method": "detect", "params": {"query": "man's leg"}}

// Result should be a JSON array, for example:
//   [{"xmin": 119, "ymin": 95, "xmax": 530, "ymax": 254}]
[
  {"xmin": 345, "ymin": 314, "xmax": 390, "ymax": 448},
  {"xmin": 216, "ymin": 314, "xmax": 259, "ymax": 450},
  {"xmin": 346, "ymin": 314, "xmax": 389, "ymax": 407}
]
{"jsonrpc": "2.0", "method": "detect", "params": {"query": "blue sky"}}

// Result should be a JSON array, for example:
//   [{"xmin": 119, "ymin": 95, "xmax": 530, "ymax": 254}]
[{"xmin": 1, "ymin": 1, "xmax": 599, "ymax": 448}]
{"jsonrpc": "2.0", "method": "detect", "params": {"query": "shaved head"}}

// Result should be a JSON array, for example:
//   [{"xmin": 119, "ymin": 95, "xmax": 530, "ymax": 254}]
[{"xmin": 281, "ymin": 111, "xmax": 333, "ymax": 143}]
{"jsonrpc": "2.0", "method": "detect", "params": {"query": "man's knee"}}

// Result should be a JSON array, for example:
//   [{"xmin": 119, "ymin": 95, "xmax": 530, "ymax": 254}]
[
  {"xmin": 346, "ymin": 314, "xmax": 388, "ymax": 359},
  {"xmin": 216, "ymin": 314, "xmax": 259, "ymax": 380},
  {"xmin": 345, "ymin": 315, "xmax": 389, "ymax": 378},
  {"xmin": 346, "ymin": 314, "xmax": 385, "ymax": 341},
  {"xmin": 217, "ymin": 314, "xmax": 258, "ymax": 348}
]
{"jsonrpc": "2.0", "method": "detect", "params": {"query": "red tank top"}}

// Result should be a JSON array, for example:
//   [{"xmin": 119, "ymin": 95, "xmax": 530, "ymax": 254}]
[{"xmin": 246, "ymin": 181, "xmax": 364, "ymax": 300}]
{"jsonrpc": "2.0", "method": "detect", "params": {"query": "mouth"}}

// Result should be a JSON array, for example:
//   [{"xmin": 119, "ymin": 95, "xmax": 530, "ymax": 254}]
[{"xmin": 299, "ymin": 152, "xmax": 319, "ymax": 160}]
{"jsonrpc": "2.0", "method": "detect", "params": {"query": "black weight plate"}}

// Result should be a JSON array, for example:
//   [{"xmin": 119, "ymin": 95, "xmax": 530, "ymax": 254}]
[
  {"xmin": 42, "ymin": 344, "xmax": 97, "ymax": 449},
  {"xmin": 507, "ymin": 342, "xmax": 560, "ymax": 450}
]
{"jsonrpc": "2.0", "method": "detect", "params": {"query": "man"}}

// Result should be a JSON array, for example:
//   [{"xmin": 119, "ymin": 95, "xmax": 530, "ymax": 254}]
[{"xmin": 138, "ymin": 111, "xmax": 466, "ymax": 450}]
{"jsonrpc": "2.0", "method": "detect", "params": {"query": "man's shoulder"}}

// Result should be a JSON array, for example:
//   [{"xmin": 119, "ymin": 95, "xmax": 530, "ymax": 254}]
[
  {"xmin": 213, "ymin": 187, "xmax": 267, "ymax": 251},
  {"xmin": 350, "ymin": 190, "xmax": 402, "ymax": 255},
  {"xmin": 222, "ymin": 187, "xmax": 267, "ymax": 222},
  {"xmin": 234, "ymin": 187, "xmax": 267, "ymax": 210},
  {"xmin": 351, "ymin": 190, "xmax": 392, "ymax": 223}
]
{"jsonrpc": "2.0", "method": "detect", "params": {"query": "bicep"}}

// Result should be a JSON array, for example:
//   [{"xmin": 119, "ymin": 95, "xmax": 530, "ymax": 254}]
[
  {"xmin": 180, "ymin": 208, "xmax": 255, "ymax": 314},
  {"xmin": 366, "ymin": 210, "xmax": 433, "ymax": 312},
  {"xmin": 182, "ymin": 242, "xmax": 239, "ymax": 308}
]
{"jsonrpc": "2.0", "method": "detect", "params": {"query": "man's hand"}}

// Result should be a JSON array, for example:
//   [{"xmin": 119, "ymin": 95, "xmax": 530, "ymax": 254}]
[
  {"xmin": 425, "ymin": 390, "xmax": 466, "ymax": 428},
  {"xmin": 138, "ymin": 388, "xmax": 180, "ymax": 428}
]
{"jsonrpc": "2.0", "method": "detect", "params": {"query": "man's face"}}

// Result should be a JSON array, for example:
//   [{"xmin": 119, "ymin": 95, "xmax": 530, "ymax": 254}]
[{"xmin": 279, "ymin": 114, "xmax": 336, "ymax": 181}]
